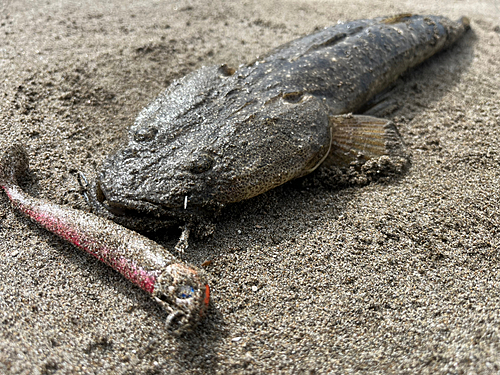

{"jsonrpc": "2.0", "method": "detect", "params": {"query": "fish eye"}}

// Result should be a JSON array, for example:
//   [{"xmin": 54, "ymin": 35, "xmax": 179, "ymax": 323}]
[
  {"xmin": 188, "ymin": 153, "xmax": 215, "ymax": 174},
  {"xmin": 218, "ymin": 64, "xmax": 236, "ymax": 77},
  {"xmin": 282, "ymin": 91, "xmax": 304, "ymax": 103},
  {"xmin": 133, "ymin": 126, "xmax": 157, "ymax": 142}
]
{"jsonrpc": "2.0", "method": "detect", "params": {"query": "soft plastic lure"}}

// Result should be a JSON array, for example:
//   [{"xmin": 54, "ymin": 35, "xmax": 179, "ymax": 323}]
[{"xmin": 0, "ymin": 145, "xmax": 209, "ymax": 332}]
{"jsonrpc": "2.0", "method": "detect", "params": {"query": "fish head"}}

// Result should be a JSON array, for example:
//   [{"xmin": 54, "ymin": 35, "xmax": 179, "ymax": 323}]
[{"xmin": 93, "ymin": 66, "xmax": 331, "ymax": 230}]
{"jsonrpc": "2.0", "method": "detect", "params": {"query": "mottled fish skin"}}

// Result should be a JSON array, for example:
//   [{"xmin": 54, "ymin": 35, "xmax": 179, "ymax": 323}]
[
  {"xmin": 94, "ymin": 14, "xmax": 469, "ymax": 230},
  {"xmin": 0, "ymin": 145, "xmax": 209, "ymax": 333}
]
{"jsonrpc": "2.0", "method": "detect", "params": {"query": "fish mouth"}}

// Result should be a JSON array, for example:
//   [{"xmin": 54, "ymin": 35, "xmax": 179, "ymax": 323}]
[{"xmin": 86, "ymin": 179, "xmax": 216, "ymax": 232}]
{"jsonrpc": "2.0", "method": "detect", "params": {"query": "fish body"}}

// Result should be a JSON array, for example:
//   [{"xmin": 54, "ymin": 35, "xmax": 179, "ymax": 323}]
[
  {"xmin": 93, "ymin": 14, "xmax": 469, "ymax": 230},
  {"xmin": 0, "ymin": 145, "xmax": 209, "ymax": 332}
]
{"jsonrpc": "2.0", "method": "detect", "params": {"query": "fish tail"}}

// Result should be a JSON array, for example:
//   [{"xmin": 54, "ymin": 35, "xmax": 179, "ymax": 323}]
[
  {"xmin": 0, "ymin": 144, "xmax": 29, "ymax": 188},
  {"xmin": 440, "ymin": 15, "xmax": 471, "ymax": 51}
]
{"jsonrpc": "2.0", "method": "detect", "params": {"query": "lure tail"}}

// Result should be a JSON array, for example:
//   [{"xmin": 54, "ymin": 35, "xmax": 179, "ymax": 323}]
[{"xmin": 0, "ymin": 144, "xmax": 29, "ymax": 188}]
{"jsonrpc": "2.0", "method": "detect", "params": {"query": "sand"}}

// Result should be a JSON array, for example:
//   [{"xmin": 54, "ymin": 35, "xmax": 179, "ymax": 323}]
[{"xmin": 1, "ymin": 0, "xmax": 500, "ymax": 373}]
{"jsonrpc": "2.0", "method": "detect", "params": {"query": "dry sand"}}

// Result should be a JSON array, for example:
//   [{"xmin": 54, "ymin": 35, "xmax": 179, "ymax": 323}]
[{"xmin": 1, "ymin": 0, "xmax": 500, "ymax": 373}]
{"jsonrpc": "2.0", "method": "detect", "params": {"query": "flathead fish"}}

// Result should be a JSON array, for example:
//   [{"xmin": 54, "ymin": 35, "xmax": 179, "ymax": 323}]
[{"xmin": 91, "ymin": 14, "xmax": 470, "ymax": 230}]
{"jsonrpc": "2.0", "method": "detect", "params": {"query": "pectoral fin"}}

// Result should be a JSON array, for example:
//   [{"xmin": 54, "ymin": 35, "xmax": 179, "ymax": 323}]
[{"xmin": 324, "ymin": 114, "xmax": 406, "ymax": 168}]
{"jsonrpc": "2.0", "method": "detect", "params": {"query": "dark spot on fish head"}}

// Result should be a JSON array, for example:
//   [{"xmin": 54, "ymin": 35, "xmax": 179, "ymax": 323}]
[
  {"xmin": 186, "ymin": 153, "xmax": 215, "ymax": 174},
  {"xmin": 133, "ymin": 126, "xmax": 158, "ymax": 142}
]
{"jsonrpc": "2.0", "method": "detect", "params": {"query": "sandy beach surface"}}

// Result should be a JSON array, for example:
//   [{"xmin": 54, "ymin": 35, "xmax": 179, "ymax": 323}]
[{"xmin": 1, "ymin": 0, "xmax": 500, "ymax": 373}]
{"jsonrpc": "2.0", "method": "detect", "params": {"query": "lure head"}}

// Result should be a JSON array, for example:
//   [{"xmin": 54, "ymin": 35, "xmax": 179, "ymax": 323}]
[{"xmin": 153, "ymin": 263, "xmax": 210, "ymax": 333}]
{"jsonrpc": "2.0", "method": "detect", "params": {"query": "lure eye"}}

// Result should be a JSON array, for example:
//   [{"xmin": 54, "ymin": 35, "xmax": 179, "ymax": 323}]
[
  {"xmin": 177, "ymin": 285, "xmax": 195, "ymax": 299},
  {"xmin": 187, "ymin": 153, "xmax": 214, "ymax": 174}
]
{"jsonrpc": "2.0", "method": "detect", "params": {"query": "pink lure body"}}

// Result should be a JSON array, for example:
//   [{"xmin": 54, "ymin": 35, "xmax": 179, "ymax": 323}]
[
  {"xmin": 0, "ymin": 145, "xmax": 209, "ymax": 332},
  {"xmin": 4, "ymin": 184, "xmax": 161, "ymax": 293}
]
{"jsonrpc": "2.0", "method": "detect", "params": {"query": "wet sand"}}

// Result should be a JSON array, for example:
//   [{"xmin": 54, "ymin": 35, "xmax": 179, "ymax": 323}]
[{"xmin": 1, "ymin": 0, "xmax": 500, "ymax": 373}]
